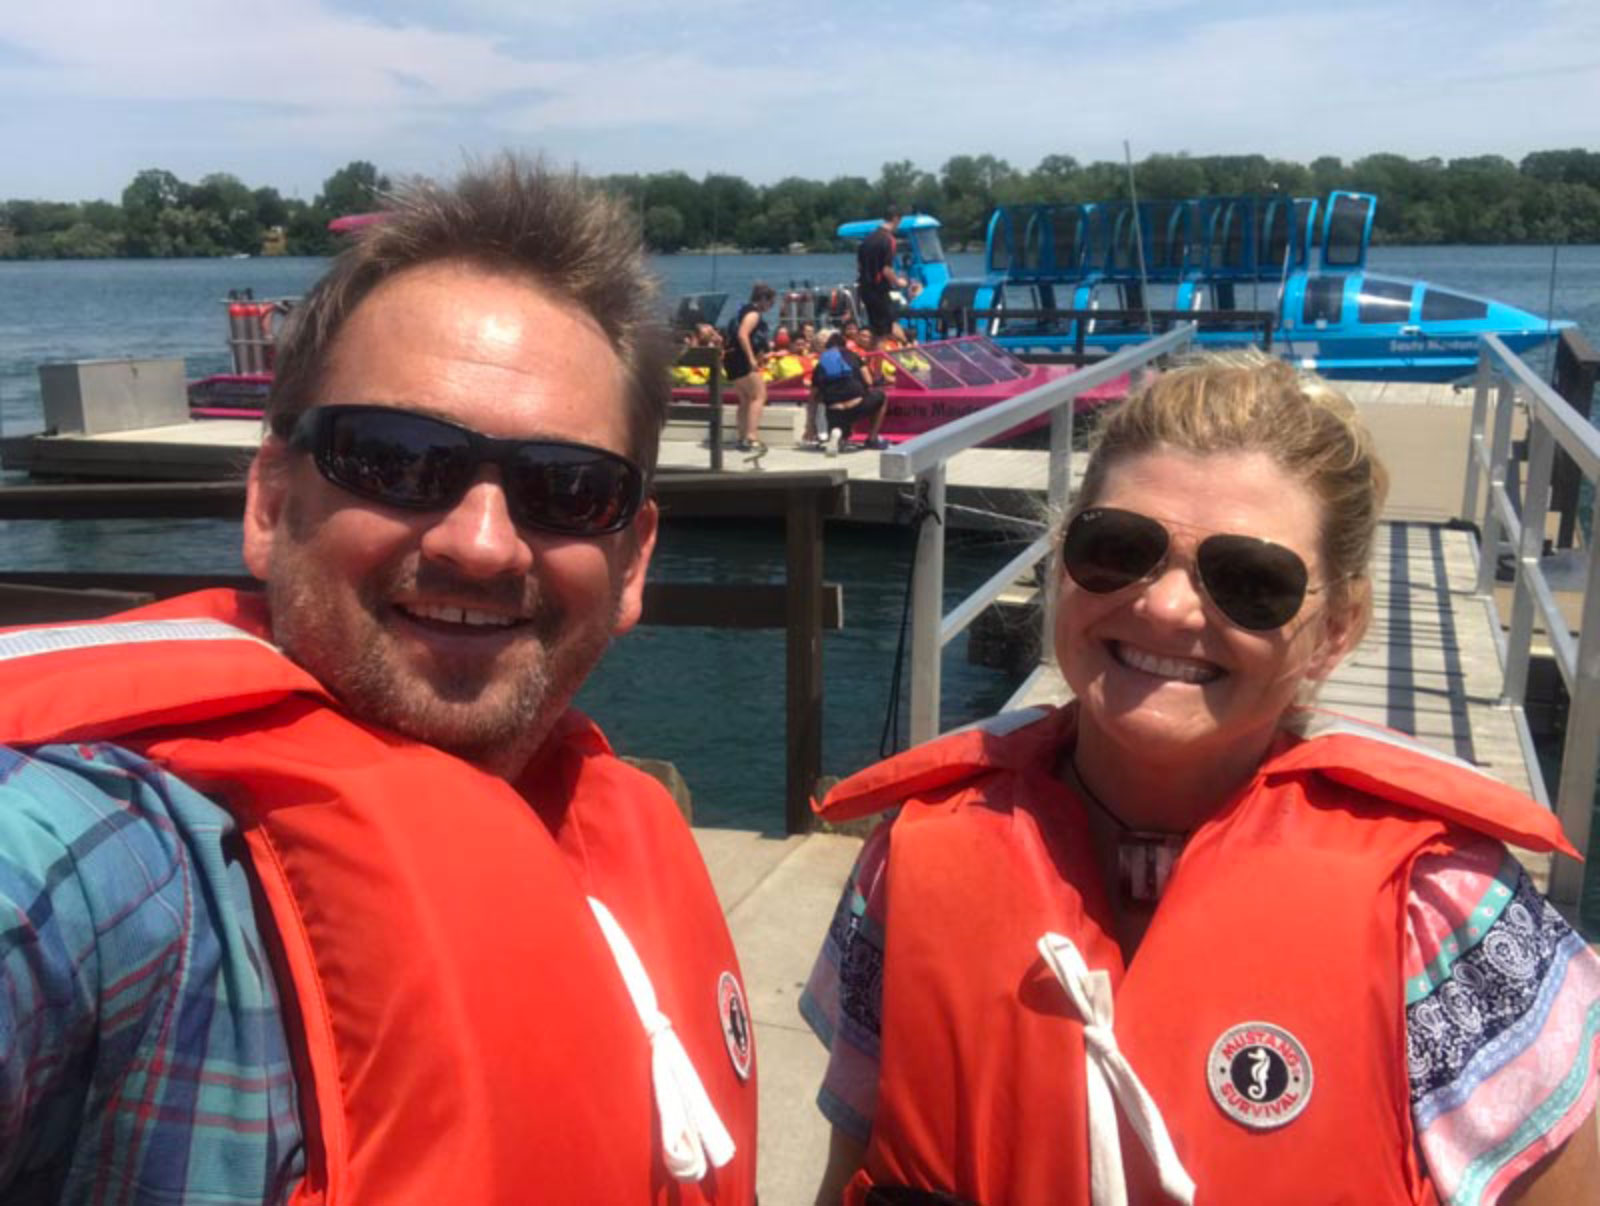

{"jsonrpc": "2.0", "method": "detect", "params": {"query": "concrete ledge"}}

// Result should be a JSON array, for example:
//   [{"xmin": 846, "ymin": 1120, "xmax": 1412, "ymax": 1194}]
[{"xmin": 693, "ymin": 828, "xmax": 862, "ymax": 1206}]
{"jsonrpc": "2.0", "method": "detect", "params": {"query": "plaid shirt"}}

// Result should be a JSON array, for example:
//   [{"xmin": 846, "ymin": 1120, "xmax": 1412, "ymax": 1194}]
[{"xmin": 0, "ymin": 742, "xmax": 304, "ymax": 1204}]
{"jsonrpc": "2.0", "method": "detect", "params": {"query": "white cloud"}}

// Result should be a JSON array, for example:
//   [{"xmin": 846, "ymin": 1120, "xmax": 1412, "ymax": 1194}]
[{"xmin": 2, "ymin": 0, "xmax": 1595, "ymax": 199}]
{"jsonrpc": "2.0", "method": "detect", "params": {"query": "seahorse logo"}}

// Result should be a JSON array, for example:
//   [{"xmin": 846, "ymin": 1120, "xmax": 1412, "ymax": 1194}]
[
  {"xmin": 1246, "ymin": 1047, "xmax": 1272, "ymax": 1100},
  {"xmin": 1207, "ymin": 1021, "xmax": 1314, "ymax": 1130}
]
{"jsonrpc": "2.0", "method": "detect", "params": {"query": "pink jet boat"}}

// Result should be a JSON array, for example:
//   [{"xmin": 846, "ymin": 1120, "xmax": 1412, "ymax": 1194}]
[{"xmin": 670, "ymin": 336, "xmax": 1125, "ymax": 443}]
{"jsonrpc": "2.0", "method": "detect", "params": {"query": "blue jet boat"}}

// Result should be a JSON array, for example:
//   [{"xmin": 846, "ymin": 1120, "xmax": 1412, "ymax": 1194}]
[{"xmin": 830, "ymin": 195, "xmax": 1570, "ymax": 382}]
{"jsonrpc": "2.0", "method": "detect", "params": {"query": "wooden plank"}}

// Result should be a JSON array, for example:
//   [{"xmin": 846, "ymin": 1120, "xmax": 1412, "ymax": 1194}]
[
  {"xmin": 0, "ymin": 573, "xmax": 843, "ymax": 633},
  {"xmin": 0, "ymin": 582, "xmax": 156, "ymax": 625},
  {"xmin": 785, "ymin": 489, "xmax": 825, "ymax": 835},
  {"xmin": 0, "ymin": 481, "xmax": 247, "ymax": 519},
  {"xmin": 643, "ymin": 582, "xmax": 842, "ymax": 630}
]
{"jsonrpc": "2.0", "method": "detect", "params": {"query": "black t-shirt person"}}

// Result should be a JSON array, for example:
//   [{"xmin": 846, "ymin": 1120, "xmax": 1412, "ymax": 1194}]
[{"xmin": 856, "ymin": 222, "xmax": 900, "ymax": 337}]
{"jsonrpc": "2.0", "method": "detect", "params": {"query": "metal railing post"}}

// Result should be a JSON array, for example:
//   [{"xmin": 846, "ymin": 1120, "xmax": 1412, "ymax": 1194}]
[
  {"xmin": 1041, "ymin": 403, "xmax": 1077, "ymax": 654},
  {"xmin": 1461, "ymin": 350, "xmax": 1491, "ymax": 521},
  {"xmin": 1551, "ymin": 543, "xmax": 1600, "ymax": 907},
  {"xmin": 708, "ymin": 357, "xmax": 724, "ymax": 471},
  {"xmin": 908, "ymin": 467, "xmax": 947, "ymax": 745},
  {"xmin": 1473, "ymin": 379, "xmax": 1517, "ymax": 598},
  {"xmin": 784, "ymin": 484, "xmax": 824, "ymax": 833},
  {"xmin": 1502, "ymin": 421, "xmax": 1555, "ymax": 706}
]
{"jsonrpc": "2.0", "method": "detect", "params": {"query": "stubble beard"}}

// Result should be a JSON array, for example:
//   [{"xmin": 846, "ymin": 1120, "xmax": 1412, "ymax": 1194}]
[{"xmin": 265, "ymin": 516, "xmax": 619, "ymax": 777}]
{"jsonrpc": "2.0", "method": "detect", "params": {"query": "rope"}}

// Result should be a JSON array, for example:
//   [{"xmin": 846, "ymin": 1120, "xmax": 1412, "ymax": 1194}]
[
  {"xmin": 588, "ymin": 898, "xmax": 735, "ymax": 1181},
  {"xmin": 1036, "ymin": 934, "xmax": 1195, "ymax": 1206}
]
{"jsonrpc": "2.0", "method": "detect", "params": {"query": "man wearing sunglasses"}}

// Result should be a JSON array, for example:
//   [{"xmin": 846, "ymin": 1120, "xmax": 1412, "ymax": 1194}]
[{"xmin": 0, "ymin": 160, "xmax": 755, "ymax": 1203}]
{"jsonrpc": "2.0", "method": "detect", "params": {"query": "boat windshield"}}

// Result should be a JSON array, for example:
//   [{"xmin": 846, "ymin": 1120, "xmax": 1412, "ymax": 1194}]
[
  {"xmin": 908, "ymin": 227, "xmax": 946, "ymax": 265},
  {"xmin": 885, "ymin": 337, "xmax": 1030, "ymax": 390}
]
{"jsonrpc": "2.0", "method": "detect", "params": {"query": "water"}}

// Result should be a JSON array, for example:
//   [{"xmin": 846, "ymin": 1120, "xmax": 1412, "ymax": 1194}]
[
  {"xmin": 2, "ymin": 248, "xmax": 1597, "ymax": 828},
  {"xmin": 0, "ymin": 253, "xmax": 1036, "ymax": 828}
]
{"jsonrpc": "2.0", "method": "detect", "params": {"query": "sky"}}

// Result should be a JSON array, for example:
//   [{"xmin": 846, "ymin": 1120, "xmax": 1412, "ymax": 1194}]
[{"xmin": 3, "ymin": 0, "xmax": 1597, "ymax": 203}]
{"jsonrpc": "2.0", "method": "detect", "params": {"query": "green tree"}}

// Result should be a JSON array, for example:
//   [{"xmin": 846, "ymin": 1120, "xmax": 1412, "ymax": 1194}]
[
  {"xmin": 52, "ymin": 222, "xmax": 119, "ymax": 258},
  {"xmin": 122, "ymin": 169, "xmax": 183, "ymax": 219},
  {"xmin": 1520, "ymin": 149, "xmax": 1600, "ymax": 189},
  {"xmin": 1309, "ymin": 156, "xmax": 1346, "ymax": 196},
  {"xmin": 642, "ymin": 172, "xmax": 705, "ymax": 246},
  {"xmin": 1031, "ymin": 154, "xmax": 1081, "ymax": 201},
  {"xmin": 285, "ymin": 200, "xmax": 336, "ymax": 256},
  {"xmin": 318, "ymin": 161, "xmax": 390, "ymax": 218},
  {"xmin": 189, "ymin": 172, "xmax": 260, "ymax": 253},
  {"xmin": 1137, "ymin": 154, "xmax": 1206, "ymax": 200},
  {"xmin": 876, "ymin": 159, "xmax": 923, "ymax": 211},
  {"xmin": 643, "ymin": 204, "xmax": 687, "ymax": 252},
  {"xmin": 822, "ymin": 175, "xmax": 874, "ymax": 232},
  {"xmin": 253, "ymin": 186, "xmax": 290, "ymax": 230},
  {"xmin": 701, "ymin": 174, "xmax": 758, "ymax": 246},
  {"xmin": 121, "ymin": 168, "xmax": 187, "ymax": 257}
]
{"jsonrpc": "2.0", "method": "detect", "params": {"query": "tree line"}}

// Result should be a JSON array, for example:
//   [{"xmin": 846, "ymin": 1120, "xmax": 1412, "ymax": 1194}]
[
  {"xmin": 0, "ymin": 161, "xmax": 391, "ymax": 260},
  {"xmin": 5, "ymin": 150, "xmax": 1599, "ymax": 261}
]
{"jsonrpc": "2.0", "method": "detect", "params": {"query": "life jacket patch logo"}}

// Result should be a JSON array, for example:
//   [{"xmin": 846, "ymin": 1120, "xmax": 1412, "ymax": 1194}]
[
  {"xmin": 717, "ymin": 971, "xmax": 753, "ymax": 1081},
  {"xmin": 1206, "ymin": 1021, "xmax": 1313, "ymax": 1129}
]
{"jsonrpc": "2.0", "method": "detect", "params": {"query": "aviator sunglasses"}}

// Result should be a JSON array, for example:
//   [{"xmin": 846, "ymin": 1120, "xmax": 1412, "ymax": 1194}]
[
  {"xmin": 282, "ymin": 404, "xmax": 646, "ymax": 536},
  {"xmin": 1061, "ymin": 506, "xmax": 1319, "ymax": 631}
]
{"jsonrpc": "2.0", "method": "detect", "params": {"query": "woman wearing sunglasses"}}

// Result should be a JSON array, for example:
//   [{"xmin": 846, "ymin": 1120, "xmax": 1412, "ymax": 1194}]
[{"xmin": 803, "ymin": 355, "xmax": 1598, "ymax": 1205}]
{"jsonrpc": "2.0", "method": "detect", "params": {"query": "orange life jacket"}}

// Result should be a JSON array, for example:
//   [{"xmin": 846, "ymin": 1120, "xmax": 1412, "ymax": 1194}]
[
  {"xmin": 0, "ymin": 589, "xmax": 756, "ymax": 1205},
  {"xmin": 816, "ymin": 705, "xmax": 1574, "ymax": 1206}
]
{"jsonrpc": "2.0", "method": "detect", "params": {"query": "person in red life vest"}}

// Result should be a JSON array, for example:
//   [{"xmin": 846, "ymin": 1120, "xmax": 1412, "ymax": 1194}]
[
  {"xmin": 0, "ymin": 157, "xmax": 756, "ymax": 1205},
  {"xmin": 801, "ymin": 354, "xmax": 1599, "ymax": 1205},
  {"xmin": 795, "ymin": 320, "xmax": 820, "ymax": 357}
]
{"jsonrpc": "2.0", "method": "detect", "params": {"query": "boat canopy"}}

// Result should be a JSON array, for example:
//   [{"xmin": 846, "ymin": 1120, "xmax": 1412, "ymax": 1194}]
[
  {"xmin": 982, "ymin": 192, "xmax": 1370, "ymax": 285},
  {"xmin": 882, "ymin": 336, "xmax": 1034, "ymax": 391},
  {"xmin": 835, "ymin": 214, "xmax": 943, "ymax": 241}
]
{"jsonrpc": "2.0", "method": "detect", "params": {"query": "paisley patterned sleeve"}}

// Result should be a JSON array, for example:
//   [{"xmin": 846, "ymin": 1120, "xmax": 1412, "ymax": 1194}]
[
  {"xmin": 1405, "ymin": 836, "xmax": 1600, "ymax": 1206},
  {"xmin": 798, "ymin": 819, "xmax": 892, "ymax": 1144}
]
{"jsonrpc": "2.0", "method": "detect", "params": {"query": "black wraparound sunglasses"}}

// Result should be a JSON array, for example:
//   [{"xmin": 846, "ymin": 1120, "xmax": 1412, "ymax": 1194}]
[
  {"xmin": 281, "ymin": 405, "xmax": 645, "ymax": 537},
  {"xmin": 1062, "ymin": 506, "xmax": 1321, "ymax": 631}
]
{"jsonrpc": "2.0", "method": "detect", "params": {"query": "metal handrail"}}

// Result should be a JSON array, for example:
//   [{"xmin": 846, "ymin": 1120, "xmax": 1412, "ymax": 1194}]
[
  {"xmin": 888, "ymin": 325, "xmax": 1197, "ymax": 744},
  {"xmin": 1464, "ymin": 333, "xmax": 1600, "ymax": 908}
]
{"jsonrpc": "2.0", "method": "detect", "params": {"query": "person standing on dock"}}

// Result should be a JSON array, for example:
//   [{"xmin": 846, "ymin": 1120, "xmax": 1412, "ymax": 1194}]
[
  {"xmin": 801, "ymin": 355, "xmax": 1598, "ymax": 1205},
  {"xmin": 0, "ymin": 158, "xmax": 756, "ymax": 1204},
  {"xmin": 724, "ymin": 282, "xmax": 776, "ymax": 453},
  {"xmin": 856, "ymin": 205, "xmax": 908, "ymax": 340}
]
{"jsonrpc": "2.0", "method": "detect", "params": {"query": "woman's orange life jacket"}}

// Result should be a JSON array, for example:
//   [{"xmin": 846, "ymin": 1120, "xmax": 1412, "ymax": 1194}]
[
  {"xmin": 0, "ymin": 589, "xmax": 756, "ymax": 1205},
  {"xmin": 815, "ymin": 705, "xmax": 1574, "ymax": 1206}
]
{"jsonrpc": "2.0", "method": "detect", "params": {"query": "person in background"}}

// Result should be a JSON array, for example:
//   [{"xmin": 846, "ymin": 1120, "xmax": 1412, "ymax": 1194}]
[
  {"xmin": 803, "ymin": 354, "xmax": 1597, "ymax": 1205},
  {"xmin": 800, "ymin": 326, "xmax": 837, "ymax": 449},
  {"xmin": 724, "ymin": 282, "xmax": 776, "ymax": 453},
  {"xmin": 857, "ymin": 204, "xmax": 909, "ymax": 341},
  {"xmin": 810, "ymin": 331, "xmax": 888, "ymax": 455},
  {"xmin": 0, "ymin": 157, "xmax": 757, "ymax": 1205},
  {"xmin": 796, "ymin": 319, "xmax": 820, "ymax": 356}
]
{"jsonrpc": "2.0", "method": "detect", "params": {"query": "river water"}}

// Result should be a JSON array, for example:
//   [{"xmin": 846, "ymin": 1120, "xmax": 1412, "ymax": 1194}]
[{"xmin": 1, "ymin": 247, "xmax": 1596, "ymax": 828}]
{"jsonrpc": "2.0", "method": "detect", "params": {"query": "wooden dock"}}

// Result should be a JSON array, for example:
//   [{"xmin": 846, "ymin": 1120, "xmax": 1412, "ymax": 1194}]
[{"xmin": 0, "ymin": 378, "xmax": 1480, "ymax": 525}]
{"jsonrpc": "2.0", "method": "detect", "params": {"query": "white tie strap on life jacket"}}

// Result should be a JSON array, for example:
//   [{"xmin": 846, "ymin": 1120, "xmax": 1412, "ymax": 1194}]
[
  {"xmin": 589, "ymin": 897, "xmax": 736, "ymax": 1181},
  {"xmin": 1037, "ymin": 932, "xmax": 1196, "ymax": 1206}
]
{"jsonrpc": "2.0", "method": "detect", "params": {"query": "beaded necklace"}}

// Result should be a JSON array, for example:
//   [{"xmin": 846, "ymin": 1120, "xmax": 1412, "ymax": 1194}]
[{"xmin": 1068, "ymin": 756, "xmax": 1189, "ymax": 905}]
